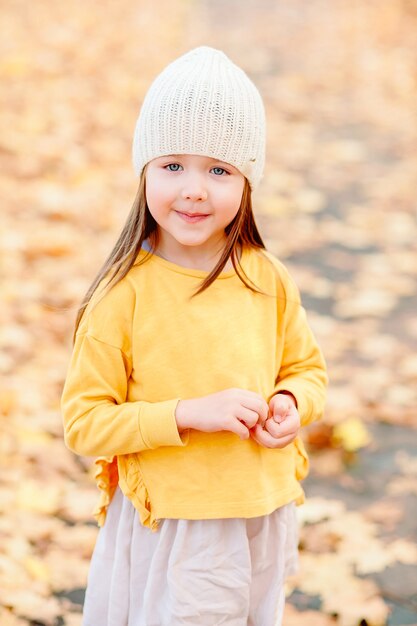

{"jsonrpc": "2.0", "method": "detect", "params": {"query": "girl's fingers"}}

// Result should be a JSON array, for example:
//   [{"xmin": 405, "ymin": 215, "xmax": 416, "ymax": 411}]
[
  {"xmin": 230, "ymin": 420, "xmax": 250, "ymax": 440},
  {"xmin": 241, "ymin": 397, "xmax": 269, "ymax": 423},
  {"xmin": 264, "ymin": 418, "xmax": 282, "ymax": 438},
  {"xmin": 237, "ymin": 407, "xmax": 263, "ymax": 429},
  {"xmin": 250, "ymin": 424, "xmax": 274, "ymax": 447},
  {"xmin": 252, "ymin": 423, "xmax": 266, "ymax": 436},
  {"xmin": 272, "ymin": 410, "xmax": 300, "ymax": 434},
  {"xmin": 250, "ymin": 424, "xmax": 296, "ymax": 449},
  {"xmin": 265, "ymin": 420, "xmax": 298, "ymax": 440},
  {"xmin": 270, "ymin": 397, "xmax": 291, "ymax": 414},
  {"xmin": 267, "ymin": 413, "xmax": 298, "ymax": 435},
  {"xmin": 240, "ymin": 388, "xmax": 269, "ymax": 408},
  {"xmin": 270, "ymin": 432, "xmax": 297, "ymax": 448},
  {"xmin": 271, "ymin": 423, "xmax": 298, "ymax": 439}
]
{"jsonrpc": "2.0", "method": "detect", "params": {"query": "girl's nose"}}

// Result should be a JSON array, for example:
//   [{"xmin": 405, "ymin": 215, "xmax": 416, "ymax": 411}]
[{"xmin": 180, "ymin": 177, "xmax": 208, "ymax": 202}]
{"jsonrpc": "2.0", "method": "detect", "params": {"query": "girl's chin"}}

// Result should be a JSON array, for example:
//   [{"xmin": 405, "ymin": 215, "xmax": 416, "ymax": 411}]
[{"xmin": 174, "ymin": 238, "xmax": 211, "ymax": 248}]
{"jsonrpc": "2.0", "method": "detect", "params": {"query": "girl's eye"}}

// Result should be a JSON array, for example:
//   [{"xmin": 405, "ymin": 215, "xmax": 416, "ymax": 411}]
[
  {"xmin": 211, "ymin": 167, "xmax": 228, "ymax": 176},
  {"xmin": 165, "ymin": 163, "xmax": 183, "ymax": 172}
]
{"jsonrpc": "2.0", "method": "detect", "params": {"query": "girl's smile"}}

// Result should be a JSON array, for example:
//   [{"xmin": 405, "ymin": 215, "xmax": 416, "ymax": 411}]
[{"xmin": 175, "ymin": 210, "xmax": 211, "ymax": 223}]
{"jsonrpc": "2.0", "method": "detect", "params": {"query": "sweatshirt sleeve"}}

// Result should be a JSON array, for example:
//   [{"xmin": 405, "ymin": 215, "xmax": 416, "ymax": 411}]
[
  {"xmin": 61, "ymin": 278, "xmax": 188, "ymax": 457},
  {"xmin": 268, "ymin": 260, "xmax": 328, "ymax": 427}
]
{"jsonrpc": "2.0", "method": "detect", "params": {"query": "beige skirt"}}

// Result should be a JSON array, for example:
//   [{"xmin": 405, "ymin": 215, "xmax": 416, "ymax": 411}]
[{"xmin": 82, "ymin": 486, "xmax": 299, "ymax": 626}]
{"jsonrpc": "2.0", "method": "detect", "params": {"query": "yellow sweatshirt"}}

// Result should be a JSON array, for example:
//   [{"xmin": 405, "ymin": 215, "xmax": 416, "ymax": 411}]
[{"xmin": 61, "ymin": 246, "xmax": 327, "ymax": 531}]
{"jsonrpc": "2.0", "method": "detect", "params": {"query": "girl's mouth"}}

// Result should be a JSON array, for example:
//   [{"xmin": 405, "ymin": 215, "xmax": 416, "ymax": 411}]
[{"xmin": 175, "ymin": 211, "xmax": 210, "ymax": 223}]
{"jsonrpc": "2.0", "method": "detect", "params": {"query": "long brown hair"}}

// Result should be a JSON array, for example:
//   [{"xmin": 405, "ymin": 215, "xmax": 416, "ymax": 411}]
[{"xmin": 72, "ymin": 166, "xmax": 268, "ymax": 342}]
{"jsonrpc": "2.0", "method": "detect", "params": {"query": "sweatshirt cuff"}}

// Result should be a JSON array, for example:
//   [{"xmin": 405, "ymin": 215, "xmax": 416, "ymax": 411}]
[
  {"xmin": 138, "ymin": 398, "xmax": 189, "ymax": 449},
  {"xmin": 271, "ymin": 383, "xmax": 310, "ymax": 426}
]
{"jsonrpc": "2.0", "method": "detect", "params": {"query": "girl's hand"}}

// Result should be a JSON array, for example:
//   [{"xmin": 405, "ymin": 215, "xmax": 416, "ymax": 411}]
[
  {"xmin": 175, "ymin": 388, "xmax": 269, "ymax": 440},
  {"xmin": 250, "ymin": 392, "xmax": 301, "ymax": 449}
]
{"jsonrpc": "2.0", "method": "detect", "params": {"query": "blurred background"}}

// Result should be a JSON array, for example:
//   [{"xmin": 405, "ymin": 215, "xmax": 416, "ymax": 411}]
[{"xmin": 1, "ymin": 1, "xmax": 416, "ymax": 624}]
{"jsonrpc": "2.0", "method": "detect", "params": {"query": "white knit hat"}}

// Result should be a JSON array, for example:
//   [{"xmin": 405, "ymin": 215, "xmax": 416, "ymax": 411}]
[{"xmin": 132, "ymin": 46, "xmax": 266, "ymax": 190}]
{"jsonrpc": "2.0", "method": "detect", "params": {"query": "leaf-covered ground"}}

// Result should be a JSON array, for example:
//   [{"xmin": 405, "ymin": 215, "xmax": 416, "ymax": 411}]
[{"xmin": 1, "ymin": 1, "xmax": 416, "ymax": 625}]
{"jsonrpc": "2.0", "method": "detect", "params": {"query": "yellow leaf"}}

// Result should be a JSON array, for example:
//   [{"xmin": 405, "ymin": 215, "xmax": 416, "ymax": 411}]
[
  {"xmin": 332, "ymin": 417, "xmax": 371, "ymax": 452},
  {"xmin": 63, "ymin": 614, "xmax": 83, "ymax": 626},
  {"xmin": 24, "ymin": 557, "xmax": 50, "ymax": 583},
  {"xmin": 295, "ymin": 187, "xmax": 326, "ymax": 214},
  {"xmin": 0, "ymin": 55, "xmax": 30, "ymax": 78},
  {"xmin": 0, "ymin": 390, "xmax": 17, "ymax": 416},
  {"xmin": 0, "ymin": 607, "xmax": 28, "ymax": 625},
  {"xmin": 17, "ymin": 481, "xmax": 61, "ymax": 515},
  {"xmin": 16, "ymin": 427, "xmax": 53, "ymax": 446},
  {"xmin": 257, "ymin": 194, "xmax": 294, "ymax": 216},
  {"xmin": 298, "ymin": 553, "xmax": 390, "ymax": 626}
]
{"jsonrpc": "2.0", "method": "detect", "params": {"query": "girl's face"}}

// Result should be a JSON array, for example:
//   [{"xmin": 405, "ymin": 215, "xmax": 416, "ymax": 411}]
[{"xmin": 145, "ymin": 154, "xmax": 245, "ymax": 261}]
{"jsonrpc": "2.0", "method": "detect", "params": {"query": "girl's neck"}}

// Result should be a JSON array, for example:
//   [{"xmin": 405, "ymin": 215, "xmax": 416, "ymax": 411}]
[{"xmin": 144, "ymin": 239, "xmax": 240, "ymax": 272}]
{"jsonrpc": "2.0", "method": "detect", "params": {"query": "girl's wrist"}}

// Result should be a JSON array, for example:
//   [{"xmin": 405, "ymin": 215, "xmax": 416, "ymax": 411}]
[{"xmin": 175, "ymin": 399, "xmax": 194, "ymax": 432}]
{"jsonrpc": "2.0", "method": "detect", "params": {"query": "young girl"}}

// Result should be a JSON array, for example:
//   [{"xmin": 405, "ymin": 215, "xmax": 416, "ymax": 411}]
[{"xmin": 61, "ymin": 46, "xmax": 327, "ymax": 626}]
